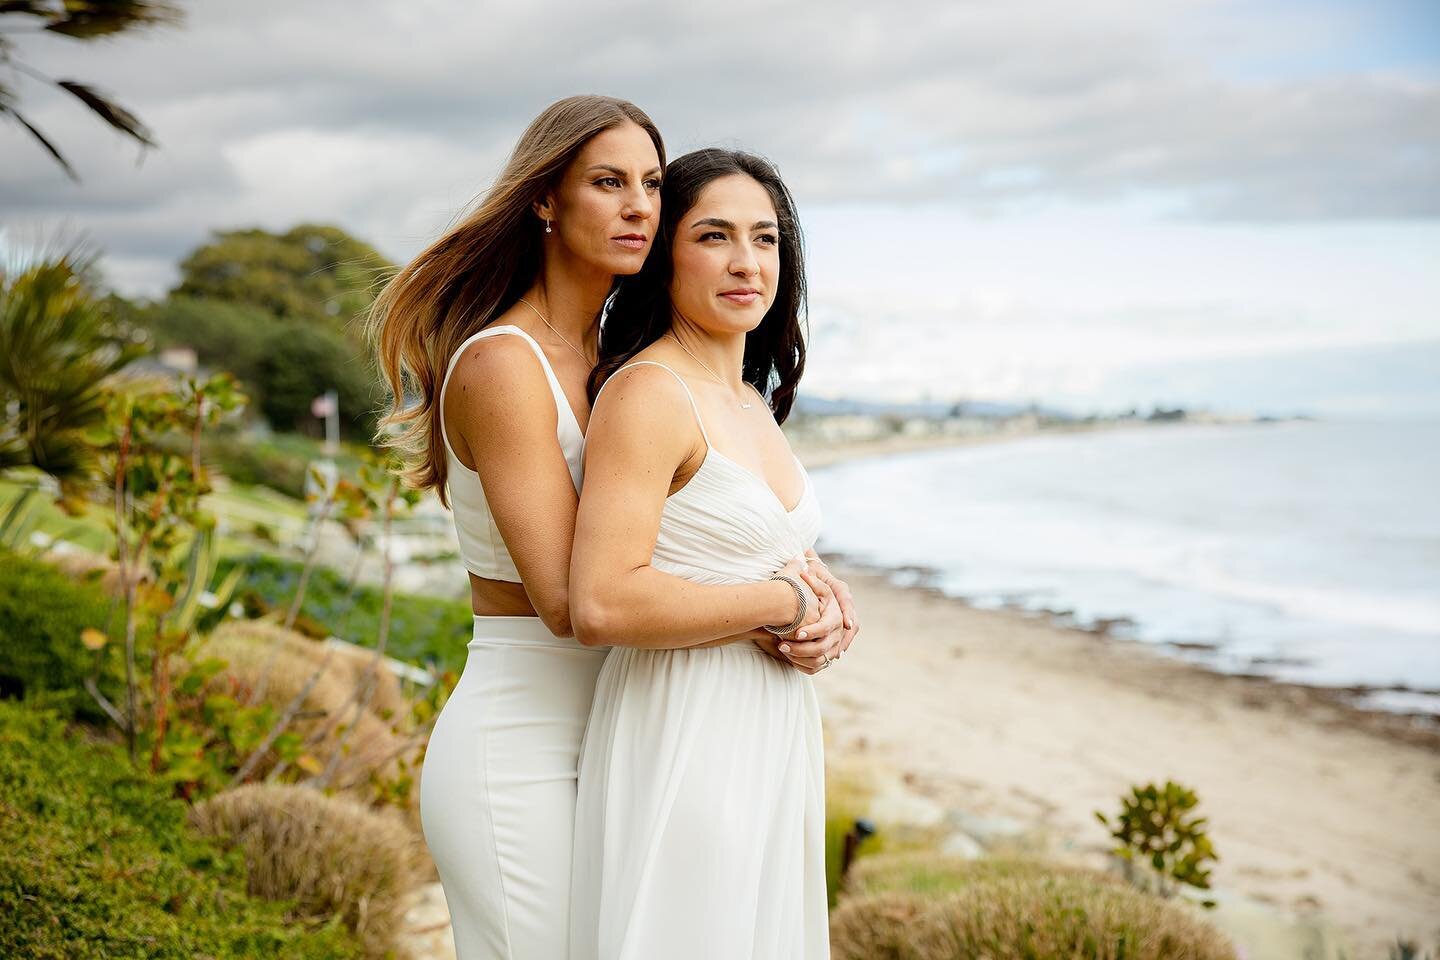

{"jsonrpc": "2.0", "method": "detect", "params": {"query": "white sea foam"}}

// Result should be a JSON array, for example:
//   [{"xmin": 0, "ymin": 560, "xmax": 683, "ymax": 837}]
[{"xmin": 812, "ymin": 419, "xmax": 1440, "ymax": 713}]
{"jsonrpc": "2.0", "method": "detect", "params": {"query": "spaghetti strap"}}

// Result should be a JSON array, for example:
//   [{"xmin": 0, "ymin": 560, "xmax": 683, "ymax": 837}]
[
  {"xmin": 596, "ymin": 360, "xmax": 711, "ymax": 447},
  {"xmin": 439, "ymin": 324, "xmax": 582, "ymax": 457}
]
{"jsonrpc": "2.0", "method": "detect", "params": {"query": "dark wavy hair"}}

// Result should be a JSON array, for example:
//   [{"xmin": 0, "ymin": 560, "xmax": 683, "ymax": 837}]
[{"xmin": 589, "ymin": 148, "xmax": 807, "ymax": 423}]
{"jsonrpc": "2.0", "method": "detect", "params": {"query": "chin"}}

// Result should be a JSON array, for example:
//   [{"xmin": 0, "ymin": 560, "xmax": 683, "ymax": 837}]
[
  {"xmin": 600, "ymin": 250, "xmax": 650, "ymax": 276},
  {"xmin": 699, "ymin": 311, "xmax": 765, "ymax": 336},
  {"xmin": 730, "ymin": 304, "xmax": 770, "ymax": 331}
]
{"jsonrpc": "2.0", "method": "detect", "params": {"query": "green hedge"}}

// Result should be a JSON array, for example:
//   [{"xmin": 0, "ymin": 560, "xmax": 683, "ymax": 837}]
[
  {"xmin": 831, "ymin": 876, "xmax": 1238, "ymax": 960},
  {"xmin": 0, "ymin": 701, "xmax": 364, "ymax": 959},
  {"xmin": 153, "ymin": 430, "xmax": 365, "ymax": 501},
  {"xmin": 218, "ymin": 551, "xmax": 473, "ymax": 673},
  {"xmin": 183, "ymin": 431, "xmax": 309, "ymax": 500},
  {"xmin": 134, "ymin": 295, "xmax": 382, "ymax": 441},
  {"xmin": 0, "ymin": 550, "xmax": 122, "ymax": 720},
  {"xmin": 845, "ymin": 851, "xmax": 1118, "ymax": 898}
]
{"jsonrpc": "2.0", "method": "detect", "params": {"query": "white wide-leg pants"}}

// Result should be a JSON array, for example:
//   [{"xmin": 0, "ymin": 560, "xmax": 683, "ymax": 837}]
[{"xmin": 420, "ymin": 616, "xmax": 607, "ymax": 959}]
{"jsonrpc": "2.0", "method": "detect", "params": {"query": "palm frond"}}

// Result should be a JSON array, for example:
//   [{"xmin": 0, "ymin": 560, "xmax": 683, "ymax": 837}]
[
  {"xmin": 55, "ymin": 80, "xmax": 155, "ymax": 147},
  {"xmin": 39, "ymin": 1, "xmax": 182, "ymax": 39},
  {"xmin": 0, "ymin": 250, "xmax": 147, "ymax": 489},
  {"xmin": 0, "ymin": 101, "xmax": 78, "ymax": 180}
]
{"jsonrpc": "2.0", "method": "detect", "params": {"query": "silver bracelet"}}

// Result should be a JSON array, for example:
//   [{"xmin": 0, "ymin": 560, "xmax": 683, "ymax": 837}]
[{"xmin": 764, "ymin": 575, "xmax": 807, "ymax": 636}]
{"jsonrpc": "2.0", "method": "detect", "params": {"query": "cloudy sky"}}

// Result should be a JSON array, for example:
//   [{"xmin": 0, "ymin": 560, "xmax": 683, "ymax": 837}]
[{"xmin": 2, "ymin": 0, "xmax": 1438, "ymax": 416}]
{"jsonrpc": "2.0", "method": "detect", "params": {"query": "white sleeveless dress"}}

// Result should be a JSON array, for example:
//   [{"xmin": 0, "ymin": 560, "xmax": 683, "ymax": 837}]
[{"xmin": 569, "ymin": 362, "xmax": 830, "ymax": 960}]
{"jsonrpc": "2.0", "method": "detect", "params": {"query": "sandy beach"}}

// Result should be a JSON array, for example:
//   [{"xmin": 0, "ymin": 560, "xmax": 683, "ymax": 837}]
[
  {"xmin": 787, "ymin": 416, "xmax": 1168, "ymax": 470},
  {"xmin": 401, "ymin": 423, "xmax": 1439, "ymax": 960},
  {"xmin": 812, "ymin": 561, "xmax": 1440, "ymax": 957}
]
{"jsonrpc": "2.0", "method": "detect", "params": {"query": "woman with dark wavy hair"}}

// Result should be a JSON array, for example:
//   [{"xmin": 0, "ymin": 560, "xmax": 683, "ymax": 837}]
[{"xmin": 567, "ymin": 149, "xmax": 858, "ymax": 958}]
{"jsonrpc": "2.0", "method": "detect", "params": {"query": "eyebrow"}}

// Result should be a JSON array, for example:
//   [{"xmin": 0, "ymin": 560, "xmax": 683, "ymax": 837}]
[
  {"xmin": 690, "ymin": 217, "xmax": 780, "ymax": 231},
  {"xmin": 585, "ymin": 164, "xmax": 663, "ymax": 177}
]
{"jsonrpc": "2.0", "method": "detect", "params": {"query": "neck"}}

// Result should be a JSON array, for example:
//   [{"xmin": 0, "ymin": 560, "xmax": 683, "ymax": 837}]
[
  {"xmin": 667, "ymin": 313, "xmax": 747, "ymax": 390},
  {"xmin": 524, "ymin": 249, "xmax": 613, "ymax": 349}
]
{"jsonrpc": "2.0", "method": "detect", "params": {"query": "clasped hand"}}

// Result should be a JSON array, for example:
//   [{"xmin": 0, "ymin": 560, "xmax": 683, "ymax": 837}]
[{"xmin": 751, "ymin": 553, "xmax": 859, "ymax": 675}]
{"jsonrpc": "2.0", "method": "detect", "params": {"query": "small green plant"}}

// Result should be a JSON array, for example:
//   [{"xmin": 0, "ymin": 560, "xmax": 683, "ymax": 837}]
[
  {"xmin": 304, "ymin": 448, "xmax": 423, "ymax": 791},
  {"xmin": 1095, "ymin": 779, "xmax": 1218, "ymax": 904},
  {"xmin": 97, "ymin": 371, "xmax": 247, "ymax": 762},
  {"xmin": 1389, "ymin": 938, "xmax": 1436, "ymax": 960}
]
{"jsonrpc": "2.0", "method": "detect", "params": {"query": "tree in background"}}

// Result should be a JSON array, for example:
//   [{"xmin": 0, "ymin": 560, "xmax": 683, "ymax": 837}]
[
  {"xmin": 254, "ymin": 324, "xmax": 380, "ymax": 436},
  {"xmin": 0, "ymin": 247, "xmax": 147, "ymax": 505},
  {"xmin": 174, "ymin": 225, "xmax": 393, "ymax": 332},
  {"xmin": 112, "ymin": 294, "xmax": 280, "ymax": 389},
  {"xmin": 0, "ymin": 0, "xmax": 181, "ymax": 180},
  {"xmin": 140, "ymin": 224, "xmax": 395, "ymax": 439}
]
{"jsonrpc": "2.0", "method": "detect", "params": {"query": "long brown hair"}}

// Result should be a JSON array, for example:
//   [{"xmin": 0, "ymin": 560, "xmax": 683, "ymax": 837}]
[
  {"xmin": 591, "ymin": 149, "xmax": 807, "ymax": 423},
  {"xmin": 364, "ymin": 95, "xmax": 664, "ymax": 505}
]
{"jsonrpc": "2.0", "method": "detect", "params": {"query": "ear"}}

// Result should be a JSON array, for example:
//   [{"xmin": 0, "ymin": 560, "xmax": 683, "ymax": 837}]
[{"xmin": 532, "ymin": 191, "xmax": 556, "ymax": 223}]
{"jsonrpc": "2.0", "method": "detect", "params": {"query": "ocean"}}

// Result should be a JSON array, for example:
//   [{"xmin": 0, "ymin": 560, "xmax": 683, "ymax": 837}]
[{"xmin": 810, "ymin": 419, "xmax": 1440, "ymax": 715}]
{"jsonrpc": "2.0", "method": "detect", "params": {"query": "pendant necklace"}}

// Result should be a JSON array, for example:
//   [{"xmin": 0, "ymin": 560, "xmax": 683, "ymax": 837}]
[
  {"xmin": 518, "ymin": 297, "xmax": 595, "ymax": 365},
  {"xmin": 667, "ymin": 334, "xmax": 753, "ymax": 409}
]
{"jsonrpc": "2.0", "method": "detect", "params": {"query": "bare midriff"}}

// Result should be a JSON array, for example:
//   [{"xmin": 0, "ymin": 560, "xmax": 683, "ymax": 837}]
[{"xmin": 467, "ymin": 573, "xmax": 539, "ymax": 618}]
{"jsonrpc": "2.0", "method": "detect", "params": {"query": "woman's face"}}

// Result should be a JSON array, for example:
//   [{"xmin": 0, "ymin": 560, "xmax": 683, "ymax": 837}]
[
  {"xmin": 669, "ymin": 174, "xmax": 780, "ymax": 336},
  {"xmin": 545, "ymin": 121, "xmax": 662, "ymax": 276}
]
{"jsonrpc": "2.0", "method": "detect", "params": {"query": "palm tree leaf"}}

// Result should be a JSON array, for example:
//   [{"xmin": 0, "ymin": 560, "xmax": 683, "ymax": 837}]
[
  {"xmin": 1, "ymin": 251, "xmax": 143, "ymax": 489},
  {"xmin": 0, "ymin": 3, "xmax": 50, "ymax": 17},
  {"xmin": 39, "ymin": 1, "xmax": 182, "ymax": 39},
  {"xmin": 54, "ymin": 80, "xmax": 155, "ymax": 147},
  {"xmin": 0, "ymin": 102, "xmax": 78, "ymax": 180}
]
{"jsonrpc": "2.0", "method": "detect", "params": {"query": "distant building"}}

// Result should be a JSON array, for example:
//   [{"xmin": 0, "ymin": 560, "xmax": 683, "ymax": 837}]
[{"xmin": 158, "ymin": 346, "xmax": 198, "ymax": 372}]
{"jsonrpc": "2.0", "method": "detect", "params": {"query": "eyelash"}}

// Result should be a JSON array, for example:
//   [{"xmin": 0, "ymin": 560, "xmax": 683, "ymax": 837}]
[
  {"xmin": 700, "ymin": 232, "xmax": 780, "ymax": 245},
  {"xmin": 596, "ymin": 177, "xmax": 662, "ymax": 192}
]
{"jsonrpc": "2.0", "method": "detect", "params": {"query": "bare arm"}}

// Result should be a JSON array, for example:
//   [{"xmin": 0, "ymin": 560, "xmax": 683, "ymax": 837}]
[
  {"xmin": 569, "ymin": 364, "xmax": 804, "ymax": 648},
  {"xmin": 446, "ymin": 334, "xmax": 582, "ymax": 637}
]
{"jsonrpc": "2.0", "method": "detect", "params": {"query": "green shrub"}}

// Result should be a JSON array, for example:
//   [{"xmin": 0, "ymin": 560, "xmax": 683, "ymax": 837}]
[
  {"xmin": 189, "ymin": 784, "xmax": 425, "ymax": 958},
  {"xmin": 134, "ymin": 295, "xmax": 281, "ymax": 387},
  {"xmin": 253, "ymin": 324, "xmax": 382, "ymax": 438},
  {"xmin": 0, "ymin": 549, "xmax": 122, "ymax": 719},
  {"xmin": 0, "ymin": 701, "xmax": 364, "ymax": 958},
  {"xmin": 154, "ymin": 428, "xmax": 362, "ymax": 500},
  {"xmin": 135, "ymin": 292, "xmax": 382, "ymax": 441},
  {"xmin": 218, "ymin": 551, "xmax": 473, "ymax": 672},
  {"xmin": 830, "ymin": 871, "xmax": 1237, "ymax": 960},
  {"xmin": 1096, "ymin": 780, "xmax": 1218, "ymax": 901},
  {"xmin": 845, "ymin": 851, "xmax": 1118, "ymax": 898},
  {"xmin": 196, "ymin": 621, "xmax": 414, "ymax": 795},
  {"xmin": 188, "ymin": 431, "xmax": 309, "ymax": 499}
]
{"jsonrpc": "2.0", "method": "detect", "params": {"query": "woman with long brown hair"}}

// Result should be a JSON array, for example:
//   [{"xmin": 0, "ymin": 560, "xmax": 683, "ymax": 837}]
[
  {"xmin": 368, "ymin": 96, "xmax": 851, "ymax": 957},
  {"xmin": 365, "ymin": 95, "xmax": 691, "ymax": 959}
]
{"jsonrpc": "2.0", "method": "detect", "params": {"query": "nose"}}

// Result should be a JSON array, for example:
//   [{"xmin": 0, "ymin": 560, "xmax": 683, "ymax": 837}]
[
  {"xmin": 730, "ymin": 241, "xmax": 761, "ymax": 279},
  {"xmin": 621, "ymin": 183, "xmax": 656, "ymax": 221}
]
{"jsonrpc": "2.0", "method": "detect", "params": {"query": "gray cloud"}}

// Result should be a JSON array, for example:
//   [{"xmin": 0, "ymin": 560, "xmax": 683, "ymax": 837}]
[{"xmin": 1, "ymin": 0, "xmax": 1435, "ymax": 295}]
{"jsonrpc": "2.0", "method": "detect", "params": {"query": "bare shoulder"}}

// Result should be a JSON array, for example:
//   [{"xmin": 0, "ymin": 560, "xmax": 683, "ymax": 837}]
[
  {"xmin": 588, "ymin": 361, "xmax": 698, "ymax": 462},
  {"xmin": 592, "ymin": 361, "xmax": 685, "ymax": 424},
  {"xmin": 445, "ymin": 329, "xmax": 553, "ymax": 418}
]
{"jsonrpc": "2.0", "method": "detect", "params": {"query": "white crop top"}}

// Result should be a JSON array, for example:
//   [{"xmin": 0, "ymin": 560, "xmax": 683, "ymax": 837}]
[{"xmin": 439, "ymin": 324, "xmax": 584, "ymax": 582}]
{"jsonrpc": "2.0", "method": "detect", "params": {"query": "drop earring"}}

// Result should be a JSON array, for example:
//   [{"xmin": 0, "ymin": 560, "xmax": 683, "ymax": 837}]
[{"xmin": 545, "ymin": 218, "xmax": 552, "ymax": 234}]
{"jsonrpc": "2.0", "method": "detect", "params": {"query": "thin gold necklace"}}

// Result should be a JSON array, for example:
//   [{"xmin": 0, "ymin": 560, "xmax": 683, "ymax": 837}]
[
  {"xmin": 517, "ymin": 297, "xmax": 594, "ymax": 365},
  {"xmin": 666, "ymin": 334, "xmax": 753, "ymax": 409}
]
